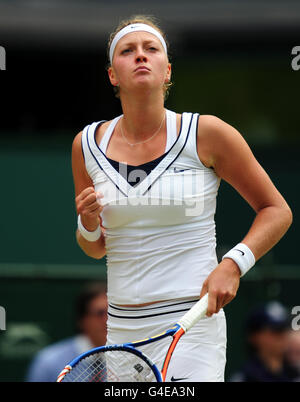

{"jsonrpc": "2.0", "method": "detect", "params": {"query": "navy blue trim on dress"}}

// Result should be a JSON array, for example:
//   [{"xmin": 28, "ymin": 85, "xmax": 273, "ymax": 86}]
[
  {"xmin": 193, "ymin": 113, "xmax": 215, "ymax": 171},
  {"xmin": 108, "ymin": 307, "xmax": 191, "ymax": 320},
  {"xmin": 80, "ymin": 127, "xmax": 88, "ymax": 162},
  {"xmin": 86, "ymin": 122, "xmax": 128, "ymax": 198},
  {"xmin": 143, "ymin": 113, "xmax": 195, "ymax": 195},
  {"xmin": 106, "ymin": 153, "xmax": 167, "ymax": 187},
  {"xmin": 166, "ymin": 113, "xmax": 196, "ymax": 169},
  {"xmin": 109, "ymin": 298, "xmax": 199, "ymax": 312},
  {"xmin": 91, "ymin": 113, "xmax": 185, "ymax": 193}
]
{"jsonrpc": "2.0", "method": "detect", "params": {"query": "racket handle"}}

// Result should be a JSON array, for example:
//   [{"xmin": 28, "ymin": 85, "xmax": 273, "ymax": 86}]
[{"xmin": 177, "ymin": 293, "xmax": 209, "ymax": 332}]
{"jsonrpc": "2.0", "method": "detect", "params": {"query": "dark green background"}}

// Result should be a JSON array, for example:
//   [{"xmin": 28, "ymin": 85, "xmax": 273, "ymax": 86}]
[{"xmin": 0, "ymin": 43, "xmax": 299, "ymax": 381}]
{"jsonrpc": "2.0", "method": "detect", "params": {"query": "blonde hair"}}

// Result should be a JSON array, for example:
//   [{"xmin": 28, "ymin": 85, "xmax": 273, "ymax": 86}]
[{"xmin": 107, "ymin": 15, "xmax": 173, "ymax": 99}]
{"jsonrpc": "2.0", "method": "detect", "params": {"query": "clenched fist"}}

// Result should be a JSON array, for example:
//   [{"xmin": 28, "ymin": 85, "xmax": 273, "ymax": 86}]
[{"xmin": 76, "ymin": 187, "xmax": 103, "ymax": 232}]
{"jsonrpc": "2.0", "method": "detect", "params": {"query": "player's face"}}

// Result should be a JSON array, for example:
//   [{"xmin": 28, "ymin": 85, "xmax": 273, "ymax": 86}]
[{"xmin": 108, "ymin": 31, "xmax": 171, "ymax": 96}]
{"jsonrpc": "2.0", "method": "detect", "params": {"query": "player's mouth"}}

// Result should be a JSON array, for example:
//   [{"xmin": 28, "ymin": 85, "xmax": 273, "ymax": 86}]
[{"xmin": 134, "ymin": 66, "xmax": 150, "ymax": 72}]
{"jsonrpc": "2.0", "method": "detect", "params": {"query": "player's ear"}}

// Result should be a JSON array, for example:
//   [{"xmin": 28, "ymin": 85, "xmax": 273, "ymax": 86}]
[
  {"xmin": 108, "ymin": 66, "xmax": 119, "ymax": 87},
  {"xmin": 165, "ymin": 63, "xmax": 171, "ymax": 84}
]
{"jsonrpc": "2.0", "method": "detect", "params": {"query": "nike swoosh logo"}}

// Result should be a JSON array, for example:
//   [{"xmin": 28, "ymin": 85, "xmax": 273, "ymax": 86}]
[
  {"xmin": 170, "ymin": 376, "xmax": 189, "ymax": 382},
  {"xmin": 235, "ymin": 249, "xmax": 245, "ymax": 256},
  {"xmin": 173, "ymin": 167, "xmax": 191, "ymax": 173}
]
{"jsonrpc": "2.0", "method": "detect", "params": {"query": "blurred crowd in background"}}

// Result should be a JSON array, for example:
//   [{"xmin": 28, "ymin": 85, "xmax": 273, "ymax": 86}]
[
  {"xmin": 230, "ymin": 301, "xmax": 300, "ymax": 382},
  {"xmin": 24, "ymin": 284, "xmax": 300, "ymax": 382},
  {"xmin": 26, "ymin": 283, "xmax": 107, "ymax": 382}
]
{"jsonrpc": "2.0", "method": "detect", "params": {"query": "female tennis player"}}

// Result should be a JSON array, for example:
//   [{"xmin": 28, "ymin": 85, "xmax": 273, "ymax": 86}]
[{"xmin": 71, "ymin": 16, "xmax": 293, "ymax": 381}]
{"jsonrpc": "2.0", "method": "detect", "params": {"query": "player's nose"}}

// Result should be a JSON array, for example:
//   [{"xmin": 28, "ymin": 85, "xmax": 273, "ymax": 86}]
[{"xmin": 135, "ymin": 46, "xmax": 147, "ymax": 63}]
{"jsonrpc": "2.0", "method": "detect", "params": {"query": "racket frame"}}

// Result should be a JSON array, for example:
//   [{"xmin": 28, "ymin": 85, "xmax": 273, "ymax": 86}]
[
  {"xmin": 57, "ymin": 294, "xmax": 209, "ymax": 382},
  {"xmin": 57, "ymin": 324, "xmax": 182, "ymax": 382},
  {"xmin": 57, "ymin": 343, "xmax": 163, "ymax": 382}
]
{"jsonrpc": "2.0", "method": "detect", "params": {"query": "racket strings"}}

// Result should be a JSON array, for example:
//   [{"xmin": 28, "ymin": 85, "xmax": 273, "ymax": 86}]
[
  {"xmin": 62, "ymin": 355, "xmax": 108, "ymax": 382},
  {"xmin": 61, "ymin": 350, "xmax": 156, "ymax": 382}
]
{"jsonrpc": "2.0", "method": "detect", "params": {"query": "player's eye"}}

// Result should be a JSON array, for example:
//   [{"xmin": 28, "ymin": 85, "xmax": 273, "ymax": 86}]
[{"xmin": 121, "ymin": 48, "xmax": 132, "ymax": 54}]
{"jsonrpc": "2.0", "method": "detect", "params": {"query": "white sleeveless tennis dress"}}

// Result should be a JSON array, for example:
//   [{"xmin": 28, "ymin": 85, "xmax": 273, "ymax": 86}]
[{"xmin": 81, "ymin": 109, "xmax": 227, "ymax": 381}]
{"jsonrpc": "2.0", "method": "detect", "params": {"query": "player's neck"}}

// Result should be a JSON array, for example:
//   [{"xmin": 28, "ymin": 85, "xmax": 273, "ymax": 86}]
[{"xmin": 120, "ymin": 92, "xmax": 165, "ymax": 141}]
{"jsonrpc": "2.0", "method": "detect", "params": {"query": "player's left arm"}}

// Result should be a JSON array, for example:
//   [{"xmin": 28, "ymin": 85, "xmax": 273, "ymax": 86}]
[{"xmin": 197, "ymin": 115, "xmax": 293, "ymax": 316}]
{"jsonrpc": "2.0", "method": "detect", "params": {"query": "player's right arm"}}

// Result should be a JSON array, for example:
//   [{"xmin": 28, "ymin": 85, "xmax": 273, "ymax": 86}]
[{"xmin": 72, "ymin": 131, "xmax": 106, "ymax": 259}]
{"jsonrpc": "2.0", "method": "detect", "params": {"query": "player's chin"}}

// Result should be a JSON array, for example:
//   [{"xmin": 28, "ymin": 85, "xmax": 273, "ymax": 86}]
[
  {"xmin": 132, "ymin": 74, "xmax": 153, "ymax": 85},
  {"xmin": 131, "ymin": 78, "xmax": 164, "ymax": 93}
]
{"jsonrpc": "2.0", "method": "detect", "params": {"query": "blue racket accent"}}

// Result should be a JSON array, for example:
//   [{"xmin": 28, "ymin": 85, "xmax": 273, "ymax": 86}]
[
  {"xmin": 130, "ymin": 324, "xmax": 180, "ymax": 347},
  {"xmin": 57, "ymin": 295, "xmax": 208, "ymax": 382},
  {"xmin": 57, "ymin": 343, "xmax": 163, "ymax": 382},
  {"xmin": 57, "ymin": 325, "xmax": 181, "ymax": 382}
]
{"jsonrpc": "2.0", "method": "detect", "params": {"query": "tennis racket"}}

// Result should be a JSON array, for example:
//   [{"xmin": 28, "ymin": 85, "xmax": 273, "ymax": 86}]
[{"xmin": 57, "ymin": 293, "xmax": 208, "ymax": 382}]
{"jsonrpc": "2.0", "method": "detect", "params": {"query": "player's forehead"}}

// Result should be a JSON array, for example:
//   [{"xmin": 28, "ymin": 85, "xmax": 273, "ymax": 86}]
[{"xmin": 115, "ymin": 31, "xmax": 163, "ymax": 49}]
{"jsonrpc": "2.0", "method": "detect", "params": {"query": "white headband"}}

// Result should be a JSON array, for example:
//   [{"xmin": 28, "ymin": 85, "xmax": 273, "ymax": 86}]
[{"xmin": 109, "ymin": 23, "xmax": 167, "ymax": 64}]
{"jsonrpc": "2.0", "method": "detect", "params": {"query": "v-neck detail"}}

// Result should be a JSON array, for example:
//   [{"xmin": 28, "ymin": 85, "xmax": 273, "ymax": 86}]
[
  {"xmin": 106, "ymin": 152, "xmax": 167, "ymax": 188},
  {"xmin": 83, "ymin": 112, "xmax": 195, "ymax": 198},
  {"xmin": 98, "ymin": 109, "xmax": 177, "ymax": 156}
]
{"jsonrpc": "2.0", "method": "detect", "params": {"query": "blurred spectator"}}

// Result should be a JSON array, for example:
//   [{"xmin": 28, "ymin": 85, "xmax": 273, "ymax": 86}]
[
  {"xmin": 230, "ymin": 301, "xmax": 298, "ymax": 382},
  {"xmin": 286, "ymin": 330, "xmax": 300, "ymax": 380},
  {"xmin": 26, "ymin": 282, "xmax": 107, "ymax": 382}
]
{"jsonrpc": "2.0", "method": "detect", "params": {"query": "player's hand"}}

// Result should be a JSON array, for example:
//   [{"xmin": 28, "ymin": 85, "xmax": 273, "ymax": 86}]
[
  {"xmin": 199, "ymin": 258, "xmax": 240, "ymax": 317},
  {"xmin": 76, "ymin": 187, "xmax": 104, "ymax": 232}
]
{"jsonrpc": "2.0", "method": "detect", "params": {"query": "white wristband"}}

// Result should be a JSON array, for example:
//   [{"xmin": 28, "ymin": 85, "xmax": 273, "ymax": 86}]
[
  {"xmin": 77, "ymin": 215, "xmax": 101, "ymax": 242},
  {"xmin": 222, "ymin": 243, "xmax": 255, "ymax": 277}
]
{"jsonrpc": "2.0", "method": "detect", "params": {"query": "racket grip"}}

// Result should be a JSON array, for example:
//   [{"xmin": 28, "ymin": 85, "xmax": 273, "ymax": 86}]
[{"xmin": 177, "ymin": 293, "xmax": 209, "ymax": 332}]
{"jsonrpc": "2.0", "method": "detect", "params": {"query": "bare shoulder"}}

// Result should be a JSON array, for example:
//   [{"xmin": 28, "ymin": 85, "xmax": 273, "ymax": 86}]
[
  {"xmin": 197, "ymin": 114, "xmax": 238, "ymax": 141},
  {"xmin": 197, "ymin": 114, "xmax": 251, "ymax": 169},
  {"xmin": 72, "ymin": 130, "xmax": 83, "ymax": 152},
  {"xmin": 71, "ymin": 131, "xmax": 86, "ymax": 171},
  {"xmin": 72, "ymin": 130, "xmax": 93, "ymax": 195},
  {"xmin": 198, "ymin": 114, "xmax": 224, "ymax": 128},
  {"xmin": 72, "ymin": 120, "xmax": 113, "ymax": 151}
]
